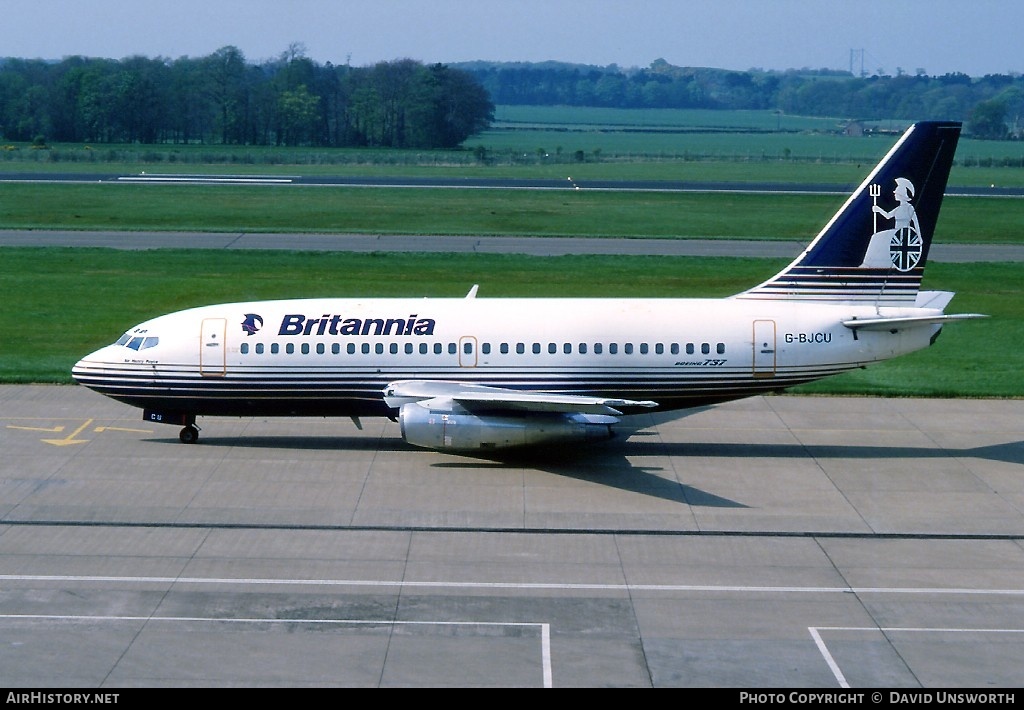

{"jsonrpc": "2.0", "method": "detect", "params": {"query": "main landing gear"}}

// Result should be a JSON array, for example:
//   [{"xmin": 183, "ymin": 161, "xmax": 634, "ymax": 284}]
[{"xmin": 179, "ymin": 424, "xmax": 200, "ymax": 444}]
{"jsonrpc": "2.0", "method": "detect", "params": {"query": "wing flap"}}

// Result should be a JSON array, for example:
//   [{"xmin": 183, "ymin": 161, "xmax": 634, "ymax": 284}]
[{"xmin": 383, "ymin": 379, "xmax": 657, "ymax": 415}]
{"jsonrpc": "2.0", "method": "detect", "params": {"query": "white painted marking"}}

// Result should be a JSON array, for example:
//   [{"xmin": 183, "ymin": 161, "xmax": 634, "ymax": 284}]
[
  {"xmin": 2, "ymin": 575, "xmax": 1023, "ymax": 596},
  {"xmin": 809, "ymin": 626, "xmax": 851, "ymax": 688},
  {"xmin": 541, "ymin": 623, "xmax": 552, "ymax": 688},
  {"xmin": 117, "ymin": 176, "xmax": 293, "ymax": 184},
  {"xmin": 0, "ymin": 614, "xmax": 553, "ymax": 688},
  {"xmin": 810, "ymin": 626, "xmax": 1024, "ymax": 688}
]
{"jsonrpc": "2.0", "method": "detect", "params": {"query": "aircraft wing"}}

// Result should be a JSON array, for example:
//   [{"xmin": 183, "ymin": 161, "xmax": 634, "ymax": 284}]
[{"xmin": 383, "ymin": 379, "xmax": 658, "ymax": 415}]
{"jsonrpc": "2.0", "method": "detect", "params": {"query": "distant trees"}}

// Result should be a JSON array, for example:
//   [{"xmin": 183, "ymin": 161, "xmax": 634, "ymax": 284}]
[
  {"xmin": 969, "ymin": 99, "xmax": 1009, "ymax": 139},
  {"xmin": 0, "ymin": 48, "xmax": 494, "ymax": 148},
  {"xmin": 5, "ymin": 51, "xmax": 1024, "ymax": 144},
  {"xmin": 457, "ymin": 60, "xmax": 1024, "ymax": 138}
]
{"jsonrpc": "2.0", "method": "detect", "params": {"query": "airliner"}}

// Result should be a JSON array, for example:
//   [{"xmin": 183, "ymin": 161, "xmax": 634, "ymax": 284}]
[{"xmin": 73, "ymin": 121, "xmax": 984, "ymax": 451}]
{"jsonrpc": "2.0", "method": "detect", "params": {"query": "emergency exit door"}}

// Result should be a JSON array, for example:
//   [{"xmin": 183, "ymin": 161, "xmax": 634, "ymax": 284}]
[{"xmin": 753, "ymin": 320, "xmax": 776, "ymax": 377}]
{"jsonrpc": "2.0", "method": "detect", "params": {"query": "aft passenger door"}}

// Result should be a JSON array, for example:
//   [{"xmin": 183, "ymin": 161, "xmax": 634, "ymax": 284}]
[{"xmin": 200, "ymin": 318, "xmax": 227, "ymax": 377}]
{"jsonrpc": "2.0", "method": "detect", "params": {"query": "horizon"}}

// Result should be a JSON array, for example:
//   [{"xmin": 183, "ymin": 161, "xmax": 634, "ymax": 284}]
[
  {"xmin": 4, "ymin": 1, "xmax": 1021, "ymax": 79},
  {"xmin": 0, "ymin": 53, "xmax": 1009, "ymax": 81}
]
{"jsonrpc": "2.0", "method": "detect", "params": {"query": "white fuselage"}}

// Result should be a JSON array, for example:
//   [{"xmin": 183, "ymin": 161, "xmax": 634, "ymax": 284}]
[{"xmin": 72, "ymin": 295, "xmax": 942, "ymax": 419}]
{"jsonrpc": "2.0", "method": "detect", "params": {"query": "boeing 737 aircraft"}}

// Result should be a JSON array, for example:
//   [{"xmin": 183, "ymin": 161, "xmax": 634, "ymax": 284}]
[{"xmin": 73, "ymin": 121, "xmax": 984, "ymax": 451}]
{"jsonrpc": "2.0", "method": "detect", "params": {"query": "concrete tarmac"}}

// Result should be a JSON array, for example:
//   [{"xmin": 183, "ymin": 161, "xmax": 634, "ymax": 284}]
[
  {"xmin": 2, "ymin": 385, "xmax": 1023, "ymax": 687},
  {"xmin": 3, "ymin": 228, "xmax": 1024, "ymax": 262}
]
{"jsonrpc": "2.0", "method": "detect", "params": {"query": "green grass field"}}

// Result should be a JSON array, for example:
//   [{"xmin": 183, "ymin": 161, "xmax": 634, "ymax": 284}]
[
  {"xmin": 3, "ymin": 106, "xmax": 1024, "ymax": 186},
  {"xmin": 2, "ymin": 183, "xmax": 1022, "ymax": 243}
]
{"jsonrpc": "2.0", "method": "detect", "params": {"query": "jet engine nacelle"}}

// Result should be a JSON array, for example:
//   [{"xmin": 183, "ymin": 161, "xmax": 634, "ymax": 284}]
[{"xmin": 397, "ymin": 402, "xmax": 618, "ymax": 451}]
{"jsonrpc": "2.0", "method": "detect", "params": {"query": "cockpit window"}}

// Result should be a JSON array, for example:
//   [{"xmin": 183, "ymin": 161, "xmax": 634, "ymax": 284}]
[{"xmin": 117, "ymin": 333, "xmax": 159, "ymax": 350}]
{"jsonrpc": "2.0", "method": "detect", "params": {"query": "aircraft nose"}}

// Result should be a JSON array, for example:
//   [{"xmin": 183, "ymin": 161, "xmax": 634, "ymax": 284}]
[
  {"xmin": 71, "ymin": 345, "xmax": 113, "ymax": 385},
  {"xmin": 71, "ymin": 352, "xmax": 95, "ymax": 384}
]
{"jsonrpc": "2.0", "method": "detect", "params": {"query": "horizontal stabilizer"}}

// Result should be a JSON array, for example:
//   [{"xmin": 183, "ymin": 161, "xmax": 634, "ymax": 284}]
[
  {"xmin": 914, "ymin": 291, "xmax": 956, "ymax": 309},
  {"xmin": 842, "ymin": 313, "xmax": 987, "ymax": 331}
]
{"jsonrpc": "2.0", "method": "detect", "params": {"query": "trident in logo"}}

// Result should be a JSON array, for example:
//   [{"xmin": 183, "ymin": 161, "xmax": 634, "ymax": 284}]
[{"xmin": 869, "ymin": 183, "xmax": 881, "ymax": 233}]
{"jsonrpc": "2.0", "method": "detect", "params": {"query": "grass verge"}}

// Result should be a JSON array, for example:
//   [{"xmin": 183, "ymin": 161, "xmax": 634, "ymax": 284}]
[{"xmin": 2, "ymin": 183, "xmax": 1021, "ymax": 243}]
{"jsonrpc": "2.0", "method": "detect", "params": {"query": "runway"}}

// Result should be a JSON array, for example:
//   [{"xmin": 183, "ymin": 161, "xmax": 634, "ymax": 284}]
[{"xmin": 2, "ymin": 385, "xmax": 1022, "ymax": 687}]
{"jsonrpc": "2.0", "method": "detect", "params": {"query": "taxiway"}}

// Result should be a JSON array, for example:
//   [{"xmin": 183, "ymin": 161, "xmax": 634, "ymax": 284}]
[{"xmin": 2, "ymin": 385, "xmax": 1022, "ymax": 687}]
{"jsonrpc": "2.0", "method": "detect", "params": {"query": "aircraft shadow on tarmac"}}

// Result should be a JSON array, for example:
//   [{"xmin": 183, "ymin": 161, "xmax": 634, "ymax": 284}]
[
  {"xmin": 147, "ymin": 430, "xmax": 1023, "ymax": 509},
  {"xmin": 174, "ymin": 430, "xmax": 1024, "ymax": 467},
  {"xmin": 156, "ymin": 432, "xmax": 741, "ymax": 508}
]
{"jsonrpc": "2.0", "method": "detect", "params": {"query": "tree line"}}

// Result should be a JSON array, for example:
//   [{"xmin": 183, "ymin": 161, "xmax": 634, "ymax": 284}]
[
  {"xmin": 456, "ymin": 59, "xmax": 1024, "ymax": 139},
  {"xmin": 0, "ymin": 46, "xmax": 494, "ymax": 148},
  {"xmin": 4, "ymin": 49, "xmax": 1023, "ymax": 146}
]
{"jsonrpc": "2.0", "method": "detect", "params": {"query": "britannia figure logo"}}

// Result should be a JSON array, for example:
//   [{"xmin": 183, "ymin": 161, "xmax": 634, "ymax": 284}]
[{"xmin": 860, "ymin": 177, "xmax": 923, "ymax": 271}]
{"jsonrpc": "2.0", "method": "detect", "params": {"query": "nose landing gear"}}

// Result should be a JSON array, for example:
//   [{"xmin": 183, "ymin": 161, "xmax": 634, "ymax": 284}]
[
  {"xmin": 179, "ymin": 424, "xmax": 200, "ymax": 444},
  {"xmin": 143, "ymin": 409, "xmax": 200, "ymax": 444}
]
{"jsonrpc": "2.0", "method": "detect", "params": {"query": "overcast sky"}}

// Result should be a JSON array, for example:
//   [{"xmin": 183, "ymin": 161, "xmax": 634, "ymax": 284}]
[{"xmin": 6, "ymin": 0, "xmax": 1021, "ymax": 77}]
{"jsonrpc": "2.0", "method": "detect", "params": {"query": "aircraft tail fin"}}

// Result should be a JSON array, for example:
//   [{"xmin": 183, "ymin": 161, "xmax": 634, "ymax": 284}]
[{"xmin": 735, "ymin": 121, "xmax": 961, "ymax": 306}]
